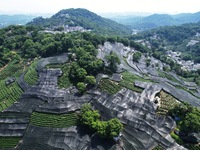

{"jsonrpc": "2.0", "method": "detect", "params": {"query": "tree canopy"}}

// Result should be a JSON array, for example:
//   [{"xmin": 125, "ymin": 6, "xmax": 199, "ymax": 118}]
[
  {"xmin": 80, "ymin": 103, "xmax": 123, "ymax": 138},
  {"xmin": 105, "ymin": 51, "xmax": 120, "ymax": 72},
  {"xmin": 77, "ymin": 82, "xmax": 86, "ymax": 93},
  {"xmin": 168, "ymin": 103, "xmax": 200, "ymax": 133},
  {"xmin": 132, "ymin": 52, "xmax": 142, "ymax": 62}
]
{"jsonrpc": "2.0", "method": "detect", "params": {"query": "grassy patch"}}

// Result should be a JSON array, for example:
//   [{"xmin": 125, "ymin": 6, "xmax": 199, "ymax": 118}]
[
  {"xmin": 120, "ymin": 71, "xmax": 152, "ymax": 83},
  {"xmin": 119, "ymin": 80, "xmax": 143, "ymax": 93},
  {"xmin": 0, "ymin": 137, "xmax": 21, "ymax": 148},
  {"xmin": 178, "ymin": 76, "xmax": 195, "ymax": 82},
  {"xmin": 30, "ymin": 112, "xmax": 79, "ymax": 128},
  {"xmin": 98, "ymin": 72, "xmax": 148, "ymax": 94},
  {"xmin": 24, "ymin": 59, "xmax": 39, "ymax": 86},
  {"xmin": 119, "ymin": 72, "xmax": 151, "ymax": 93},
  {"xmin": 98, "ymin": 79, "xmax": 122, "ymax": 94},
  {"xmin": 174, "ymin": 85, "xmax": 200, "ymax": 99},
  {"xmin": 170, "ymin": 131, "xmax": 184, "ymax": 145},
  {"xmin": 119, "ymin": 81, "xmax": 144, "ymax": 93},
  {"xmin": 157, "ymin": 71, "xmax": 181, "ymax": 84},
  {"xmin": 46, "ymin": 63, "xmax": 71, "ymax": 88}
]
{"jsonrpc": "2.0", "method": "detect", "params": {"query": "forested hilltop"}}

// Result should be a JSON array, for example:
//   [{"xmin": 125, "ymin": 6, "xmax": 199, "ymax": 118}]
[
  {"xmin": 110, "ymin": 11, "xmax": 200, "ymax": 30},
  {"xmin": 27, "ymin": 8, "xmax": 132, "ymax": 35}
]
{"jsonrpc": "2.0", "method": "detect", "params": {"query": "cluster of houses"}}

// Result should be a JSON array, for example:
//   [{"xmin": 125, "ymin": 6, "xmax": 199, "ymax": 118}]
[
  {"xmin": 41, "ymin": 25, "xmax": 91, "ymax": 34},
  {"xmin": 167, "ymin": 50, "xmax": 200, "ymax": 71}
]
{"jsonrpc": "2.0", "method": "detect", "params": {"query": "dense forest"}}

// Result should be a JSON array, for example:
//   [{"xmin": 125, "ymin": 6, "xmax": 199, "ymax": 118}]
[{"xmin": 0, "ymin": 24, "xmax": 148, "ymax": 68}]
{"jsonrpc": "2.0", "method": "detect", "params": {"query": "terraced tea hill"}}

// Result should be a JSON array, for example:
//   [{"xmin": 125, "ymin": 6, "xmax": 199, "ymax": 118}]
[
  {"xmin": 0, "ymin": 137, "xmax": 21, "ymax": 148},
  {"xmin": 119, "ymin": 72, "xmax": 146, "ymax": 93},
  {"xmin": 46, "ymin": 63, "xmax": 71, "ymax": 88},
  {"xmin": 99, "ymin": 79, "xmax": 121, "ymax": 94},
  {"xmin": 0, "ymin": 60, "xmax": 23, "ymax": 80},
  {"xmin": 0, "ymin": 81, "xmax": 23, "ymax": 112},
  {"xmin": 24, "ymin": 59, "xmax": 39, "ymax": 86},
  {"xmin": 98, "ymin": 72, "xmax": 150, "ymax": 94},
  {"xmin": 156, "ymin": 90, "xmax": 179, "ymax": 115},
  {"xmin": 30, "ymin": 112, "xmax": 78, "ymax": 128}
]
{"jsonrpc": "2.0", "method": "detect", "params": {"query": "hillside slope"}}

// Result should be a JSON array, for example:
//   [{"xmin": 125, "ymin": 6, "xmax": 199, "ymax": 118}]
[
  {"xmin": 131, "ymin": 14, "xmax": 177, "ymax": 30},
  {"xmin": 110, "ymin": 11, "xmax": 200, "ymax": 30},
  {"xmin": 0, "ymin": 15, "xmax": 36, "ymax": 28},
  {"xmin": 133, "ymin": 22, "xmax": 200, "ymax": 63},
  {"xmin": 27, "ymin": 8, "xmax": 132, "ymax": 35}
]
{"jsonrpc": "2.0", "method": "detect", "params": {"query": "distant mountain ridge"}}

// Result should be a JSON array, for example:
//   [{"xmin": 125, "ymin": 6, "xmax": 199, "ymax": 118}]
[
  {"xmin": 109, "ymin": 11, "xmax": 200, "ymax": 30},
  {"xmin": 27, "ymin": 8, "xmax": 132, "ymax": 35},
  {"xmin": 0, "ymin": 15, "xmax": 36, "ymax": 28},
  {"xmin": 172, "ymin": 12, "xmax": 200, "ymax": 23}
]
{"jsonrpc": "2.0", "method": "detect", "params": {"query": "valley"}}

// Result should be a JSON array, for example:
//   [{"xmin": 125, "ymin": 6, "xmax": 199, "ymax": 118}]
[{"xmin": 0, "ymin": 8, "xmax": 200, "ymax": 150}]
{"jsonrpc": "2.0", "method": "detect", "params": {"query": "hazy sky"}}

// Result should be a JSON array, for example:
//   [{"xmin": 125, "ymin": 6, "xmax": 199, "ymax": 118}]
[{"xmin": 0, "ymin": 0, "xmax": 200, "ymax": 15}]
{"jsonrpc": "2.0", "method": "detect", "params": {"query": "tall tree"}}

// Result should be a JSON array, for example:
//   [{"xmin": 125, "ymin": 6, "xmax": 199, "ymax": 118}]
[{"xmin": 105, "ymin": 51, "xmax": 120, "ymax": 72}]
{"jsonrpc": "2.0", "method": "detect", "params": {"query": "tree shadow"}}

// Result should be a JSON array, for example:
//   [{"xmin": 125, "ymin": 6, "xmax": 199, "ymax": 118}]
[
  {"xmin": 76, "ymin": 125, "xmax": 95, "ymax": 138},
  {"xmin": 90, "ymin": 133, "xmax": 116, "ymax": 149}
]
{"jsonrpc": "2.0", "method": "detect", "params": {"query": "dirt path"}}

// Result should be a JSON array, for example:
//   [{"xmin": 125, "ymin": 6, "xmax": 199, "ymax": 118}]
[{"xmin": 0, "ymin": 64, "xmax": 8, "ymax": 72}]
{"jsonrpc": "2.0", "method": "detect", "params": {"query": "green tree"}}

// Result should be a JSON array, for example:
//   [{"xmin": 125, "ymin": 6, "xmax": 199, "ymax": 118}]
[
  {"xmin": 105, "ymin": 51, "xmax": 120, "ymax": 72},
  {"xmin": 85, "ymin": 76, "xmax": 96, "ymax": 85},
  {"xmin": 81, "ymin": 103, "xmax": 92, "ymax": 113},
  {"xmin": 168, "ymin": 103, "xmax": 190, "ymax": 118},
  {"xmin": 77, "ymin": 82, "xmax": 86, "ymax": 93},
  {"xmin": 69, "ymin": 62, "xmax": 80, "ymax": 80},
  {"xmin": 181, "ymin": 53, "xmax": 192, "ymax": 61},
  {"xmin": 62, "ymin": 36, "xmax": 74, "ymax": 51},
  {"xmin": 83, "ymin": 44, "xmax": 97, "ymax": 56},
  {"xmin": 132, "ymin": 52, "xmax": 142, "ymax": 62},
  {"xmin": 87, "ymin": 59, "xmax": 104, "ymax": 75},
  {"xmin": 130, "ymin": 40, "xmax": 148, "ymax": 53},
  {"xmin": 76, "ymin": 68, "xmax": 87, "ymax": 80},
  {"xmin": 107, "ymin": 118, "xmax": 123, "ymax": 138},
  {"xmin": 92, "ymin": 118, "xmax": 123, "ymax": 138},
  {"xmin": 80, "ymin": 103, "xmax": 100, "ymax": 127},
  {"xmin": 168, "ymin": 103, "xmax": 200, "ymax": 133},
  {"xmin": 69, "ymin": 62, "xmax": 87, "ymax": 81},
  {"xmin": 0, "ymin": 36, "xmax": 4, "ymax": 45},
  {"xmin": 79, "ymin": 103, "xmax": 123, "ymax": 139},
  {"xmin": 196, "ymin": 69, "xmax": 200, "ymax": 75},
  {"xmin": 180, "ymin": 107, "xmax": 200, "ymax": 133},
  {"xmin": 145, "ymin": 58, "xmax": 151, "ymax": 67},
  {"xmin": 92, "ymin": 121, "xmax": 108, "ymax": 137},
  {"xmin": 21, "ymin": 39, "xmax": 38, "ymax": 58},
  {"xmin": 107, "ymin": 36, "xmax": 117, "ymax": 43}
]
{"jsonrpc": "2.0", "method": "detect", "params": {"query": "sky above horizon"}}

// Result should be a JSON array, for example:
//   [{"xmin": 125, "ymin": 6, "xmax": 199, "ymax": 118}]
[{"xmin": 0, "ymin": 0, "xmax": 200, "ymax": 15}]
